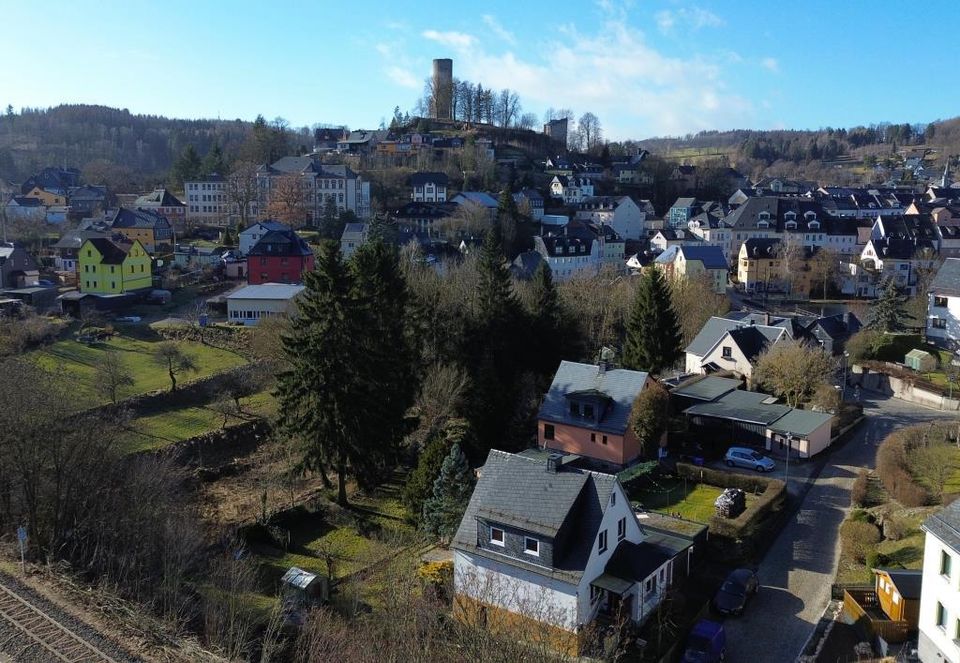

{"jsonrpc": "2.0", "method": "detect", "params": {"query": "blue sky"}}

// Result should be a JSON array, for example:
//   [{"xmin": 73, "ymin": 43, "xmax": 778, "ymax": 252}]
[{"xmin": 3, "ymin": 0, "xmax": 958, "ymax": 141}]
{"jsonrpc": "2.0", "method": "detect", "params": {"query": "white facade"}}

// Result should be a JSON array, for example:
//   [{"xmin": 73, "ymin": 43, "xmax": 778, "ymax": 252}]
[
  {"xmin": 918, "ymin": 528, "xmax": 960, "ymax": 663},
  {"xmin": 226, "ymin": 283, "xmax": 304, "ymax": 326},
  {"xmin": 239, "ymin": 222, "xmax": 283, "ymax": 256},
  {"xmin": 185, "ymin": 178, "xmax": 230, "ymax": 227},
  {"xmin": 550, "ymin": 177, "xmax": 595, "ymax": 204},
  {"xmin": 535, "ymin": 237, "xmax": 602, "ymax": 281},
  {"xmin": 928, "ymin": 292, "xmax": 960, "ymax": 349},
  {"xmin": 411, "ymin": 181, "xmax": 447, "ymax": 202},
  {"xmin": 575, "ymin": 197, "xmax": 646, "ymax": 240}
]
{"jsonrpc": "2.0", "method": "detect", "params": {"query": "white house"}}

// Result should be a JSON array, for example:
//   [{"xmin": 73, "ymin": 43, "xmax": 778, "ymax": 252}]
[
  {"xmin": 927, "ymin": 258, "xmax": 960, "ymax": 350},
  {"xmin": 575, "ymin": 196, "xmax": 647, "ymax": 240},
  {"xmin": 184, "ymin": 174, "xmax": 230, "ymax": 227},
  {"xmin": 550, "ymin": 176, "xmax": 594, "ymax": 204},
  {"xmin": 684, "ymin": 315, "xmax": 788, "ymax": 378},
  {"xmin": 239, "ymin": 220, "xmax": 291, "ymax": 256},
  {"xmin": 339, "ymin": 222, "xmax": 369, "ymax": 260},
  {"xmin": 453, "ymin": 450, "xmax": 689, "ymax": 654},
  {"xmin": 226, "ymin": 283, "xmax": 304, "ymax": 326},
  {"xmin": 533, "ymin": 234, "xmax": 601, "ymax": 281},
  {"xmin": 918, "ymin": 501, "xmax": 960, "ymax": 663},
  {"xmin": 409, "ymin": 172, "xmax": 449, "ymax": 202}
]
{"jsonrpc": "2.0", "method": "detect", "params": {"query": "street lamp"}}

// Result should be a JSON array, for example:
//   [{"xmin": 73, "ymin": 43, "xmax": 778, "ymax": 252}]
[{"xmin": 842, "ymin": 351, "xmax": 850, "ymax": 400}]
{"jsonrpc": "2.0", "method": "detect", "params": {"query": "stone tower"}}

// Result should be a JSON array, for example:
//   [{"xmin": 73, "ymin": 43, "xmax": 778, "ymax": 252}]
[{"xmin": 431, "ymin": 58, "xmax": 453, "ymax": 120}]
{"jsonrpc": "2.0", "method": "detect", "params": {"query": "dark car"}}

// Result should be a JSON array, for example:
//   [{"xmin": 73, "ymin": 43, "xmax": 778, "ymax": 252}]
[
  {"xmin": 683, "ymin": 619, "xmax": 726, "ymax": 662},
  {"xmin": 712, "ymin": 568, "xmax": 759, "ymax": 616}
]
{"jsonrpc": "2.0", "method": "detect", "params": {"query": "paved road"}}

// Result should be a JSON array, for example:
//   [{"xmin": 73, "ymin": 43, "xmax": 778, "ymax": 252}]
[{"xmin": 722, "ymin": 392, "xmax": 957, "ymax": 663}]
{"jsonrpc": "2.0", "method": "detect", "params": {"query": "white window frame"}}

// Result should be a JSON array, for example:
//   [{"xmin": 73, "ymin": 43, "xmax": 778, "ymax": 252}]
[
  {"xmin": 524, "ymin": 537, "xmax": 540, "ymax": 557},
  {"xmin": 490, "ymin": 527, "xmax": 505, "ymax": 547}
]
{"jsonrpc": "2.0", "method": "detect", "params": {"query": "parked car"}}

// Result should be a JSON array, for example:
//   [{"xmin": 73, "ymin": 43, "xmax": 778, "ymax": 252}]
[
  {"xmin": 712, "ymin": 568, "xmax": 759, "ymax": 616},
  {"xmin": 724, "ymin": 447, "xmax": 775, "ymax": 472},
  {"xmin": 683, "ymin": 619, "xmax": 726, "ymax": 662},
  {"xmin": 30, "ymin": 279, "xmax": 54, "ymax": 287},
  {"xmin": 115, "ymin": 315, "xmax": 142, "ymax": 323}
]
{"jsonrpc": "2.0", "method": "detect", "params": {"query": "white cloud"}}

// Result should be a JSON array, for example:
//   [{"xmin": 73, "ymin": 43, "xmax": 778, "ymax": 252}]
[
  {"xmin": 437, "ymin": 18, "xmax": 753, "ymax": 138},
  {"xmin": 761, "ymin": 57, "xmax": 780, "ymax": 73},
  {"xmin": 386, "ymin": 66, "xmax": 419, "ymax": 89},
  {"xmin": 421, "ymin": 30, "xmax": 475, "ymax": 49},
  {"xmin": 656, "ymin": 7, "xmax": 724, "ymax": 34},
  {"xmin": 481, "ymin": 14, "xmax": 516, "ymax": 45}
]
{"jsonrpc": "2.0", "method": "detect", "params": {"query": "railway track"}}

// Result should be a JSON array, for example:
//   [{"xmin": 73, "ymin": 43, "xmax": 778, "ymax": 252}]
[{"xmin": 0, "ymin": 577, "xmax": 125, "ymax": 662}]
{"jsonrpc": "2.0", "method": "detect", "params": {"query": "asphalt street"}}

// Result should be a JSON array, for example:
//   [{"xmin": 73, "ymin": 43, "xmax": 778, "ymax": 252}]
[{"xmin": 721, "ymin": 392, "xmax": 957, "ymax": 663}]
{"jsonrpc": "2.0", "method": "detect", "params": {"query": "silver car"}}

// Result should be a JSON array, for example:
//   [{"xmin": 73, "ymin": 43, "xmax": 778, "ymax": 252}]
[{"xmin": 724, "ymin": 447, "xmax": 775, "ymax": 472}]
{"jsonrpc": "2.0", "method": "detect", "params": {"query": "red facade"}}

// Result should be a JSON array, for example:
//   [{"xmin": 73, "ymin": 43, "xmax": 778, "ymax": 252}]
[{"xmin": 248, "ymin": 254, "xmax": 314, "ymax": 285}]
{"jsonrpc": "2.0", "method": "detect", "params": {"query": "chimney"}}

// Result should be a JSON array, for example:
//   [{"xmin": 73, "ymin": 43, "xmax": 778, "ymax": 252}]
[
  {"xmin": 546, "ymin": 453, "xmax": 563, "ymax": 473},
  {"xmin": 598, "ymin": 359, "xmax": 607, "ymax": 375},
  {"xmin": 764, "ymin": 312, "xmax": 771, "ymax": 326}
]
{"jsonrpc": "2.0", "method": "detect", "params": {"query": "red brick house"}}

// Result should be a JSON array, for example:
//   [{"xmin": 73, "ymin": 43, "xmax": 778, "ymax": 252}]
[
  {"xmin": 247, "ymin": 227, "xmax": 314, "ymax": 285},
  {"xmin": 537, "ymin": 360, "xmax": 654, "ymax": 468}
]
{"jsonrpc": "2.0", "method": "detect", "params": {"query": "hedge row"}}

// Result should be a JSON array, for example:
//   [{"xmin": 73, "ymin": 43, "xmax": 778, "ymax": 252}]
[
  {"xmin": 675, "ymin": 462, "xmax": 787, "ymax": 539},
  {"xmin": 875, "ymin": 428, "xmax": 934, "ymax": 507}
]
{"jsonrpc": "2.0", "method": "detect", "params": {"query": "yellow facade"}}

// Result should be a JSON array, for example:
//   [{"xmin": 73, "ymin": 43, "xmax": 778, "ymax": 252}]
[
  {"xmin": 78, "ymin": 239, "xmax": 152, "ymax": 295},
  {"xmin": 23, "ymin": 187, "xmax": 66, "ymax": 206},
  {"xmin": 737, "ymin": 245, "xmax": 813, "ymax": 295}
]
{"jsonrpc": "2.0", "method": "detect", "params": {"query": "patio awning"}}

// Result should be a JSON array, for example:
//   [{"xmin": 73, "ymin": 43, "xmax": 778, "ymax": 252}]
[{"xmin": 591, "ymin": 573, "xmax": 633, "ymax": 596}]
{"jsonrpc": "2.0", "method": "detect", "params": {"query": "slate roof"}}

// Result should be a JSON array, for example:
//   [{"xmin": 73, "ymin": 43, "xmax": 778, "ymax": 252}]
[
  {"xmin": 408, "ymin": 172, "xmax": 449, "ymax": 187},
  {"xmin": 265, "ymin": 157, "xmax": 358, "ymax": 179},
  {"xmin": 510, "ymin": 250, "xmax": 544, "ymax": 280},
  {"xmin": 536, "ymin": 234, "xmax": 594, "ymax": 258},
  {"xmin": 808, "ymin": 312, "xmax": 861, "ymax": 341},
  {"xmin": 110, "ymin": 207, "xmax": 172, "ymax": 231},
  {"xmin": 538, "ymin": 361, "xmax": 649, "ymax": 436},
  {"xmin": 677, "ymin": 245, "xmax": 728, "ymax": 270},
  {"xmin": 52, "ymin": 229, "xmax": 108, "ymax": 250},
  {"xmin": 930, "ymin": 258, "xmax": 960, "ymax": 297},
  {"xmin": 239, "ymin": 221, "xmax": 290, "ymax": 236},
  {"xmin": 135, "ymin": 188, "xmax": 184, "ymax": 207},
  {"xmin": 247, "ymin": 229, "xmax": 313, "ymax": 257},
  {"xmin": 741, "ymin": 237, "xmax": 781, "ymax": 258},
  {"xmin": 85, "ymin": 237, "xmax": 131, "ymax": 265},
  {"xmin": 452, "ymin": 450, "xmax": 618, "ymax": 584},
  {"xmin": 340, "ymin": 223, "xmax": 368, "ymax": 242},
  {"xmin": 725, "ymin": 326, "xmax": 778, "ymax": 361},
  {"xmin": 605, "ymin": 540, "xmax": 672, "ymax": 584},
  {"xmin": 686, "ymin": 316, "xmax": 784, "ymax": 358},
  {"xmin": 923, "ymin": 500, "xmax": 960, "ymax": 553},
  {"xmin": 451, "ymin": 192, "xmax": 498, "ymax": 208},
  {"xmin": 875, "ymin": 569, "xmax": 922, "ymax": 600}
]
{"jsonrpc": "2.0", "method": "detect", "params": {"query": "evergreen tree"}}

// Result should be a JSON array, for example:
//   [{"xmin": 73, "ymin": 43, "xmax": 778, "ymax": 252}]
[
  {"xmin": 528, "ymin": 261, "xmax": 565, "ymax": 373},
  {"xmin": 866, "ymin": 276, "xmax": 914, "ymax": 332},
  {"xmin": 201, "ymin": 142, "xmax": 227, "ymax": 176},
  {"xmin": 422, "ymin": 443, "xmax": 475, "ymax": 541},
  {"xmin": 221, "ymin": 227, "xmax": 234, "ymax": 247},
  {"xmin": 171, "ymin": 144, "xmax": 202, "ymax": 187},
  {"xmin": 623, "ymin": 268, "xmax": 682, "ymax": 374},
  {"xmin": 319, "ymin": 195, "xmax": 341, "ymax": 237},
  {"xmin": 276, "ymin": 242, "xmax": 367, "ymax": 506},
  {"xmin": 496, "ymin": 189, "xmax": 519, "ymax": 258},
  {"xmin": 402, "ymin": 418, "xmax": 472, "ymax": 523},
  {"xmin": 476, "ymin": 228, "xmax": 517, "ymax": 328}
]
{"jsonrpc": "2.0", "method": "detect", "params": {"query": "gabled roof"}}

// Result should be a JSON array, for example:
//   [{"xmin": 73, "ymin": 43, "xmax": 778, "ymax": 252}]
[
  {"xmin": 451, "ymin": 192, "xmax": 498, "ymax": 208},
  {"xmin": 724, "ymin": 326, "xmax": 778, "ymax": 361},
  {"xmin": 239, "ymin": 220, "xmax": 290, "ymax": 236},
  {"xmin": 408, "ymin": 171, "xmax": 449, "ymax": 187},
  {"xmin": 538, "ymin": 361, "xmax": 649, "ymax": 435},
  {"xmin": 741, "ymin": 237, "xmax": 781, "ymax": 258},
  {"xmin": 52, "ymin": 229, "xmax": 108, "ymax": 250},
  {"xmin": 767, "ymin": 408, "xmax": 833, "ymax": 436},
  {"xmin": 340, "ymin": 223, "xmax": 368, "ymax": 242},
  {"xmin": 135, "ymin": 188, "xmax": 184, "ymax": 207},
  {"xmin": 686, "ymin": 316, "xmax": 784, "ymax": 357},
  {"xmin": 110, "ymin": 207, "xmax": 172, "ymax": 231},
  {"xmin": 247, "ymin": 228, "xmax": 313, "ymax": 257},
  {"xmin": 671, "ymin": 197, "xmax": 697, "ymax": 208},
  {"xmin": 84, "ymin": 237, "xmax": 132, "ymax": 265},
  {"xmin": 676, "ymin": 245, "xmax": 728, "ymax": 270},
  {"xmin": 923, "ymin": 500, "xmax": 960, "ymax": 552},
  {"xmin": 930, "ymin": 258, "xmax": 960, "ymax": 297},
  {"xmin": 452, "ymin": 450, "xmax": 618, "ymax": 584}
]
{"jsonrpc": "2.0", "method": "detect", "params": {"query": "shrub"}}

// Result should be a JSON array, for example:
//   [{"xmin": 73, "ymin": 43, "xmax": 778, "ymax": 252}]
[
  {"xmin": 875, "ymin": 428, "xmax": 933, "ymax": 507},
  {"xmin": 846, "ymin": 329, "xmax": 893, "ymax": 362},
  {"xmin": 884, "ymin": 516, "xmax": 910, "ymax": 542},
  {"xmin": 866, "ymin": 551, "xmax": 890, "ymax": 570},
  {"xmin": 851, "ymin": 470, "xmax": 869, "ymax": 507},
  {"xmin": 841, "ymin": 520, "xmax": 881, "ymax": 564},
  {"xmin": 849, "ymin": 508, "xmax": 872, "ymax": 523}
]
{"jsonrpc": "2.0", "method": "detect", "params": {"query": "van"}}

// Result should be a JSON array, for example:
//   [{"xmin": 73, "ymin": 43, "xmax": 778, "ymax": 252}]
[{"xmin": 682, "ymin": 619, "xmax": 726, "ymax": 662}]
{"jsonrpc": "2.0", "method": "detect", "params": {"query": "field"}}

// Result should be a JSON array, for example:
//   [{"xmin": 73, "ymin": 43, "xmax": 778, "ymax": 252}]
[
  {"xmin": 29, "ymin": 330, "xmax": 247, "ymax": 407},
  {"xmin": 118, "ymin": 389, "xmax": 277, "ymax": 453}
]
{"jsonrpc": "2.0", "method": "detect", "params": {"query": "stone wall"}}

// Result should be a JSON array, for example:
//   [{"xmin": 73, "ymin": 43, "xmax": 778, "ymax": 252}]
[{"xmin": 851, "ymin": 365, "xmax": 960, "ymax": 411}]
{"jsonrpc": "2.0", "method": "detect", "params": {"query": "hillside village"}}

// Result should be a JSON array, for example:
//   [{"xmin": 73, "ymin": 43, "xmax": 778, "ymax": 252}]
[{"xmin": 3, "ymin": 78, "xmax": 960, "ymax": 662}]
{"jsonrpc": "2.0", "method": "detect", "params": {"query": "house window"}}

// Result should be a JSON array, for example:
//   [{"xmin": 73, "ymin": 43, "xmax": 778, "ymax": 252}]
[
  {"xmin": 935, "ymin": 296, "xmax": 949, "ymax": 308},
  {"xmin": 544, "ymin": 424, "xmax": 555, "ymax": 440},
  {"xmin": 490, "ymin": 527, "xmax": 504, "ymax": 547},
  {"xmin": 942, "ymin": 550, "xmax": 952, "ymax": 578},
  {"xmin": 584, "ymin": 404, "xmax": 594, "ymax": 419},
  {"xmin": 524, "ymin": 537, "xmax": 539, "ymax": 556},
  {"xmin": 602, "ymin": 435, "xmax": 608, "ymax": 445},
  {"xmin": 617, "ymin": 517, "xmax": 626, "ymax": 541},
  {"xmin": 722, "ymin": 346, "xmax": 732, "ymax": 359},
  {"xmin": 598, "ymin": 530, "xmax": 608, "ymax": 554},
  {"xmin": 590, "ymin": 433, "xmax": 596, "ymax": 443},
  {"xmin": 590, "ymin": 585, "xmax": 602, "ymax": 604},
  {"xmin": 937, "ymin": 602, "xmax": 947, "ymax": 629},
  {"xmin": 569, "ymin": 402, "xmax": 579, "ymax": 416},
  {"xmin": 611, "ymin": 491, "xmax": 615, "ymax": 506},
  {"xmin": 932, "ymin": 318, "xmax": 947, "ymax": 329}
]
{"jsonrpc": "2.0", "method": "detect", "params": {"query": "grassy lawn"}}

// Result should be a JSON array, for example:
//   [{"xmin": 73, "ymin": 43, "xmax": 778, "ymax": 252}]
[
  {"xmin": 250, "ymin": 478, "xmax": 421, "ymax": 602},
  {"xmin": 836, "ymin": 508, "xmax": 934, "ymax": 584},
  {"xmin": 29, "ymin": 332, "xmax": 246, "ymax": 407},
  {"xmin": 631, "ymin": 478, "xmax": 727, "ymax": 523},
  {"xmin": 119, "ymin": 390, "xmax": 277, "ymax": 453}
]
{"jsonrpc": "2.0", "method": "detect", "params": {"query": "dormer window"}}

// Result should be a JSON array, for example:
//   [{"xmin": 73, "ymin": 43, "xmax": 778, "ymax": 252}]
[
  {"xmin": 569, "ymin": 402, "xmax": 579, "ymax": 416},
  {"xmin": 524, "ymin": 537, "xmax": 540, "ymax": 556},
  {"xmin": 490, "ymin": 527, "xmax": 505, "ymax": 547},
  {"xmin": 785, "ymin": 221, "xmax": 798, "ymax": 230},
  {"xmin": 584, "ymin": 404, "xmax": 594, "ymax": 419},
  {"xmin": 809, "ymin": 221, "xmax": 820, "ymax": 230},
  {"xmin": 804, "ymin": 211, "xmax": 817, "ymax": 221},
  {"xmin": 758, "ymin": 220, "xmax": 769, "ymax": 229},
  {"xmin": 759, "ymin": 211, "xmax": 771, "ymax": 221},
  {"xmin": 784, "ymin": 211, "xmax": 797, "ymax": 221}
]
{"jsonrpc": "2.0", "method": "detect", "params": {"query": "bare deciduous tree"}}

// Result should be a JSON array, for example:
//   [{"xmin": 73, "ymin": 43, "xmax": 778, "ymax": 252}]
[
  {"xmin": 154, "ymin": 341, "xmax": 198, "ymax": 392},
  {"xmin": 93, "ymin": 348, "xmax": 134, "ymax": 404},
  {"xmin": 754, "ymin": 338, "xmax": 837, "ymax": 406},
  {"xmin": 228, "ymin": 160, "xmax": 259, "ymax": 229},
  {"xmin": 265, "ymin": 173, "xmax": 310, "ymax": 227}
]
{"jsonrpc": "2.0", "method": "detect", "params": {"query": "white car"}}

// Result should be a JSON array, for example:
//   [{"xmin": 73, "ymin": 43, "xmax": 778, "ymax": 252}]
[
  {"xmin": 724, "ymin": 447, "xmax": 775, "ymax": 472},
  {"xmin": 115, "ymin": 315, "xmax": 142, "ymax": 323}
]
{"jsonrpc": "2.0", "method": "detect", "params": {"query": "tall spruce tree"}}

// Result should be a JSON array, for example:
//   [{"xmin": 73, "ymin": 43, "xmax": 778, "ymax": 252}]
[
  {"xmin": 422, "ymin": 443, "xmax": 475, "ymax": 541},
  {"xmin": 496, "ymin": 189, "xmax": 519, "ymax": 258},
  {"xmin": 866, "ymin": 276, "xmax": 914, "ymax": 332},
  {"xmin": 276, "ymin": 242, "xmax": 367, "ymax": 506},
  {"xmin": 528, "ymin": 261, "xmax": 565, "ymax": 374},
  {"xmin": 623, "ymin": 268, "xmax": 682, "ymax": 374}
]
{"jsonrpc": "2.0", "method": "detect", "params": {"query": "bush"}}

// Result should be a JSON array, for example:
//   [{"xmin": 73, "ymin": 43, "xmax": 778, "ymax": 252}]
[
  {"xmin": 885, "ymin": 516, "xmax": 910, "ymax": 542},
  {"xmin": 849, "ymin": 508, "xmax": 872, "ymax": 523},
  {"xmin": 866, "ymin": 551, "xmax": 890, "ymax": 570},
  {"xmin": 851, "ymin": 470, "xmax": 869, "ymax": 507},
  {"xmin": 846, "ymin": 329, "xmax": 893, "ymax": 362},
  {"xmin": 675, "ymin": 462, "xmax": 771, "ymax": 494},
  {"xmin": 876, "ymin": 428, "xmax": 933, "ymax": 507},
  {"xmin": 841, "ymin": 520, "xmax": 881, "ymax": 564},
  {"xmin": 0, "ymin": 313, "xmax": 61, "ymax": 355}
]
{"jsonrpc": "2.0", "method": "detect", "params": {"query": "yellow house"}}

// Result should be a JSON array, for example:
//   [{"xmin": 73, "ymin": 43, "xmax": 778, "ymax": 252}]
[
  {"xmin": 22, "ymin": 186, "xmax": 66, "ymax": 206},
  {"xmin": 108, "ymin": 207, "xmax": 175, "ymax": 257},
  {"xmin": 654, "ymin": 245, "xmax": 729, "ymax": 293},
  {"xmin": 738, "ymin": 238, "xmax": 814, "ymax": 296},
  {"xmin": 77, "ymin": 238, "xmax": 152, "ymax": 295}
]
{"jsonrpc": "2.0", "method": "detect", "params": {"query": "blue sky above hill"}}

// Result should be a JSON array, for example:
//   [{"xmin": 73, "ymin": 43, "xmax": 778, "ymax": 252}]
[{"xmin": 3, "ymin": 0, "xmax": 958, "ymax": 139}]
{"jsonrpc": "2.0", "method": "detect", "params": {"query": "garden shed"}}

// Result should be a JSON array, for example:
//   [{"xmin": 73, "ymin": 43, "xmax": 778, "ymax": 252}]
[{"xmin": 905, "ymin": 349, "xmax": 937, "ymax": 372}]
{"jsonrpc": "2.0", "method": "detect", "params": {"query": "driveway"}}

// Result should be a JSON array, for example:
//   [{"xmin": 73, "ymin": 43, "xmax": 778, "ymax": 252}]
[{"xmin": 721, "ymin": 392, "xmax": 956, "ymax": 662}]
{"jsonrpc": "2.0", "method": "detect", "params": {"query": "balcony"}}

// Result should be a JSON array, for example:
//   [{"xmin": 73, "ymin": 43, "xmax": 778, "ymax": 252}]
[{"xmin": 842, "ymin": 587, "xmax": 910, "ymax": 643}]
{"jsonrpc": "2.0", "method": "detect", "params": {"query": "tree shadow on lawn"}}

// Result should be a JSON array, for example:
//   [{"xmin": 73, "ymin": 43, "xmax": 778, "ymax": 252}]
[{"xmin": 883, "ymin": 545, "xmax": 922, "ymax": 566}]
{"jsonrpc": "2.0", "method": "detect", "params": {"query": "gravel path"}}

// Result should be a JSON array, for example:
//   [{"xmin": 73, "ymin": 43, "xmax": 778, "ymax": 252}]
[
  {"xmin": 722, "ymin": 393, "xmax": 956, "ymax": 663},
  {"xmin": 0, "ymin": 570, "xmax": 142, "ymax": 663}
]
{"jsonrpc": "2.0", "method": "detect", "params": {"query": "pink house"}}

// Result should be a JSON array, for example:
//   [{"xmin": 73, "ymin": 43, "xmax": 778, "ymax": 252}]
[{"xmin": 537, "ymin": 360, "xmax": 654, "ymax": 468}]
